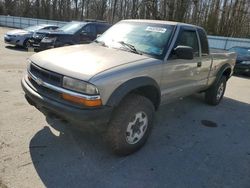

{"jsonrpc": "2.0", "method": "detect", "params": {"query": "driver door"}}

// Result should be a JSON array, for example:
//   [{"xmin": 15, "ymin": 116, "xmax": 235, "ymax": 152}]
[{"xmin": 161, "ymin": 26, "xmax": 202, "ymax": 104}]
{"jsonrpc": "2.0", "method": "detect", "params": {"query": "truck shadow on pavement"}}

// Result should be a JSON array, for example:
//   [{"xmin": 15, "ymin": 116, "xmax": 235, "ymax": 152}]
[
  {"xmin": 29, "ymin": 95, "xmax": 250, "ymax": 188},
  {"xmin": 5, "ymin": 45, "xmax": 27, "ymax": 52}
]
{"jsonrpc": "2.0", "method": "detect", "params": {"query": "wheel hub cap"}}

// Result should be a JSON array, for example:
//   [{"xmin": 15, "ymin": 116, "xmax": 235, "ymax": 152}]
[
  {"xmin": 216, "ymin": 82, "xmax": 224, "ymax": 101},
  {"xmin": 126, "ymin": 111, "xmax": 148, "ymax": 144}
]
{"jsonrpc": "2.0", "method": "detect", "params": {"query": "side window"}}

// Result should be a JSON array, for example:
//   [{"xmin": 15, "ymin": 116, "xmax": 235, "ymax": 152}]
[
  {"xmin": 197, "ymin": 28, "xmax": 209, "ymax": 55},
  {"xmin": 176, "ymin": 30, "xmax": 200, "ymax": 57},
  {"xmin": 44, "ymin": 26, "xmax": 56, "ymax": 30},
  {"xmin": 96, "ymin": 25, "xmax": 108, "ymax": 34},
  {"xmin": 81, "ymin": 25, "xmax": 96, "ymax": 36},
  {"xmin": 51, "ymin": 26, "xmax": 59, "ymax": 30}
]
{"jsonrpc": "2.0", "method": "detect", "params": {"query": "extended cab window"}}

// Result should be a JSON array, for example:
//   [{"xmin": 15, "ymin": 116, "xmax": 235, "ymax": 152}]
[
  {"xmin": 176, "ymin": 30, "xmax": 200, "ymax": 57},
  {"xmin": 197, "ymin": 28, "xmax": 209, "ymax": 55}
]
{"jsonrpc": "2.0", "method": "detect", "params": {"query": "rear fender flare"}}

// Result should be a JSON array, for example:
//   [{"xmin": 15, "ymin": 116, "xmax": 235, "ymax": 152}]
[{"xmin": 214, "ymin": 63, "xmax": 232, "ymax": 85}]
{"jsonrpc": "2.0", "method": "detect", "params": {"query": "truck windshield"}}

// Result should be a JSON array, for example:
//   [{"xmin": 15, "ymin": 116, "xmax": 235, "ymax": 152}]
[{"xmin": 96, "ymin": 21, "xmax": 174, "ymax": 58}]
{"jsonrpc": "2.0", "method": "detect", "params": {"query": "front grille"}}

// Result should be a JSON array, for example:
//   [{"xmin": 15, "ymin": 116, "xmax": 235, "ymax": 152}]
[
  {"xmin": 27, "ymin": 75, "xmax": 85, "ymax": 109},
  {"xmin": 29, "ymin": 77, "xmax": 59, "ymax": 98},
  {"xmin": 34, "ymin": 33, "xmax": 45, "ymax": 39},
  {"xmin": 27, "ymin": 63, "xmax": 91, "ymax": 109},
  {"xmin": 30, "ymin": 63, "xmax": 62, "ymax": 87}
]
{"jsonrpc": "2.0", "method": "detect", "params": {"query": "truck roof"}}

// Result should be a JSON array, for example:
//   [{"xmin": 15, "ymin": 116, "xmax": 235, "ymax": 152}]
[{"xmin": 123, "ymin": 19, "xmax": 203, "ymax": 29}]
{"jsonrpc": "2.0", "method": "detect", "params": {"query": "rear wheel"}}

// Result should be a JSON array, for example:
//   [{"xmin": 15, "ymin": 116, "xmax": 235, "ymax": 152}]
[
  {"xmin": 106, "ymin": 94, "xmax": 155, "ymax": 156},
  {"xmin": 205, "ymin": 76, "xmax": 227, "ymax": 105}
]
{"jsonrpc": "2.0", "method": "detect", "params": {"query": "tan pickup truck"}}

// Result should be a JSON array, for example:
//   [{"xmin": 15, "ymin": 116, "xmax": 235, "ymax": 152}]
[{"xmin": 21, "ymin": 19, "xmax": 236, "ymax": 155}]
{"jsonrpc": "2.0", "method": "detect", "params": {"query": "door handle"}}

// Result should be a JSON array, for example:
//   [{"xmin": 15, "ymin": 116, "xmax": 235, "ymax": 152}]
[{"xmin": 197, "ymin": 62, "xmax": 202, "ymax": 67}]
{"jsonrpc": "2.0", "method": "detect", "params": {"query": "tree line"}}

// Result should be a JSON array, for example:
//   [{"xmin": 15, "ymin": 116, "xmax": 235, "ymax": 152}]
[{"xmin": 0, "ymin": 0, "xmax": 249, "ymax": 38}]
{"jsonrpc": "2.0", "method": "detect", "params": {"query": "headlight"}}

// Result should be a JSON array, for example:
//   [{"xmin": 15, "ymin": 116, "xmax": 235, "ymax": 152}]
[
  {"xmin": 63, "ymin": 76, "xmax": 99, "ymax": 95},
  {"xmin": 18, "ymin": 33, "xmax": 28, "ymax": 36},
  {"xmin": 240, "ymin": 61, "xmax": 250, "ymax": 65},
  {"xmin": 42, "ymin": 37, "xmax": 57, "ymax": 43},
  {"xmin": 5, "ymin": 34, "xmax": 16, "ymax": 37}
]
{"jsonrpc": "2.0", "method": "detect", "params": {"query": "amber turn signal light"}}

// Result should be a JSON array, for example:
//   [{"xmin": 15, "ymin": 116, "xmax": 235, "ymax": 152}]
[{"xmin": 61, "ymin": 93, "xmax": 102, "ymax": 107}]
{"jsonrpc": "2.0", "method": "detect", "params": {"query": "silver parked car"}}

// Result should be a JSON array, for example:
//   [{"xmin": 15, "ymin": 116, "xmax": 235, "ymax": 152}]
[{"xmin": 4, "ymin": 24, "xmax": 59, "ymax": 48}]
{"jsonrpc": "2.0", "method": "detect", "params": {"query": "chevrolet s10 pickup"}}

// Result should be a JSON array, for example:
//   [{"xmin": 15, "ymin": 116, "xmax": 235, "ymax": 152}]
[{"xmin": 21, "ymin": 19, "xmax": 236, "ymax": 155}]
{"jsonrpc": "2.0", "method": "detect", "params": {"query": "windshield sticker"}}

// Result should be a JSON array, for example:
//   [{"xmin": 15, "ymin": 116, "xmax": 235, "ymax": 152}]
[{"xmin": 146, "ymin": 26, "xmax": 167, "ymax": 33}]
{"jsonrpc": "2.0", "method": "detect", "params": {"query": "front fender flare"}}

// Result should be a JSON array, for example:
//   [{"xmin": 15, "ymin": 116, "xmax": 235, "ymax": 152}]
[{"xmin": 106, "ymin": 77, "xmax": 161, "ymax": 108}]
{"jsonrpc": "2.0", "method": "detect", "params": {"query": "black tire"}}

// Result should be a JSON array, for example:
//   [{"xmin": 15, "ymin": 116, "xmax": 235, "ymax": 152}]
[
  {"xmin": 106, "ymin": 94, "xmax": 155, "ymax": 156},
  {"xmin": 244, "ymin": 72, "xmax": 250, "ymax": 77},
  {"xmin": 205, "ymin": 76, "xmax": 227, "ymax": 105},
  {"xmin": 23, "ymin": 39, "xmax": 31, "ymax": 49}
]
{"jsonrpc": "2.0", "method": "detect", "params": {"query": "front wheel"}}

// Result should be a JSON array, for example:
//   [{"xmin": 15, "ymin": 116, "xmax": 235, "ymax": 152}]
[
  {"xmin": 106, "ymin": 94, "xmax": 155, "ymax": 156},
  {"xmin": 205, "ymin": 76, "xmax": 227, "ymax": 105}
]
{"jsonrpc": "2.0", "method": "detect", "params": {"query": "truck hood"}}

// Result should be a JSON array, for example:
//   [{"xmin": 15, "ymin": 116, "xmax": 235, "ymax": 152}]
[{"xmin": 29, "ymin": 43, "xmax": 149, "ymax": 81}]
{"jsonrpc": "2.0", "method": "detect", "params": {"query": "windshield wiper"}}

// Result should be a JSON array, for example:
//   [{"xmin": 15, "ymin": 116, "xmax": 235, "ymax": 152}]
[
  {"xmin": 118, "ymin": 41, "xmax": 142, "ymax": 55},
  {"xmin": 94, "ymin": 40, "xmax": 107, "ymax": 47}
]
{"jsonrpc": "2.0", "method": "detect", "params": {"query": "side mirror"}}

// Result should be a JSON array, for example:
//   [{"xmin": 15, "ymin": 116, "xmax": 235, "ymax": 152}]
[{"xmin": 174, "ymin": 46, "xmax": 194, "ymax": 60}]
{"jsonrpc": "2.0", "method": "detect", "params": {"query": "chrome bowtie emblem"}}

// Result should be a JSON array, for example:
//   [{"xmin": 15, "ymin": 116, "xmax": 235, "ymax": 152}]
[{"xmin": 36, "ymin": 78, "xmax": 43, "ymax": 85}]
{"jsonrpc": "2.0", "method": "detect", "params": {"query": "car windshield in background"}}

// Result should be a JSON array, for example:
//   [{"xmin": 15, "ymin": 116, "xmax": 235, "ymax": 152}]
[
  {"xmin": 58, "ymin": 22, "xmax": 85, "ymax": 34},
  {"xmin": 96, "ymin": 21, "xmax": 174, "ymax": 58},
  {"xmin": 24, "ymin": 25, "xmax": 46, "ymax": 32},
  {"xmin": 229, "ymin": 47, "xmax": 250, "ymax": 57}
]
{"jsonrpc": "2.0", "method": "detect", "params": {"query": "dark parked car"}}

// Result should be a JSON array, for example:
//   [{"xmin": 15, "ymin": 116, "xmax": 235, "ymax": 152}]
[
  {"xmin": 29, "ymin": 21, "xmax": 111, "ymax": 50},
  {"xmin": 228, "ymin": 46, "xmax": 250, "ymax": 76}
]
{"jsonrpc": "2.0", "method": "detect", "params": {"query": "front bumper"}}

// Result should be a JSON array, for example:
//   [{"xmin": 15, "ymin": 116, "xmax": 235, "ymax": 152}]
[
  {"xmin": 38, "ymin": 41, "xmax": 55, "ymax": 50},
  {"xmin": 4, "ymin": 34, "xmax": 26, "ymax": 46},
  {"xmin": 4, "ymin": 36, "xmax": 19, "ymax": 45},
  {"xmin": 29, "ymin": 38, "xmax": 42, "ymax": 49},
  {"xmin": 21, "ymin": 77, "xmax": 113, "ymax": 127}
]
